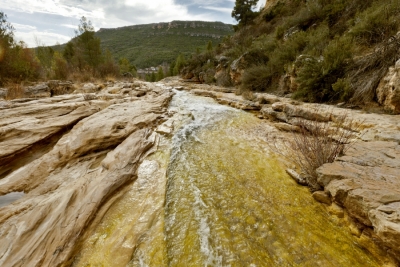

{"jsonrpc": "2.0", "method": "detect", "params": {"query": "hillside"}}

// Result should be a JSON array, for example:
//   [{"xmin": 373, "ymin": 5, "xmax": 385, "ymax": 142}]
[
  {"xmin": 183, "ymin": 0, "xmax": 400, "ymax": 113},
  {"xmin": 95, "ymin": 21, "xmax": 234, "ymax": 68}
]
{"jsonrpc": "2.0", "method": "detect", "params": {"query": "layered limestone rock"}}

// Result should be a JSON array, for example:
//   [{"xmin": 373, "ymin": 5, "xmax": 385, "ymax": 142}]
[
  {"xmin": 257, "ymin": 100, "xmax": 400, "ymax": 262},
  {"xmin": 0, "ymin": 82, "xmax": 173, "ymax": 266},
  {"xmin": 318, "ymin": 141, "xmax": 400, "ymax": 261}
]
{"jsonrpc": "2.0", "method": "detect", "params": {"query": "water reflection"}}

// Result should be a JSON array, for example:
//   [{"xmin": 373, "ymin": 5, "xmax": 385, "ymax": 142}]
[{"xmin": 0, "ymin": 192, "xmax": 24, "ymax": 208}]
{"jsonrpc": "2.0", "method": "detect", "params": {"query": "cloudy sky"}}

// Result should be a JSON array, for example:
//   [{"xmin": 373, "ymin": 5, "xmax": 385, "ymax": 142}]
[{"xmin": 1, "ymin": 0, "xmax": 264, "ymax": 48}]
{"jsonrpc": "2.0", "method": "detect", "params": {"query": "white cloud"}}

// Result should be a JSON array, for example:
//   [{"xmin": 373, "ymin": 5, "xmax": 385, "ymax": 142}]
[
  {"xmin": 200, "ymin": 6, "xmax": 232, "ymax": 14},
  {"xmin": 12, "ymin": 23, "xmax": 37, "ymax": 31},
  {"xmin": 15, "ymin": 31, "xmax": 70, "ymax": 47},
  {"xmin": 2, "ymin": 0, "xmax": 104, "ymax": 20},
  {"xmin": 61, "ymin": 24, "xmax": 79, "ymax": 29}
]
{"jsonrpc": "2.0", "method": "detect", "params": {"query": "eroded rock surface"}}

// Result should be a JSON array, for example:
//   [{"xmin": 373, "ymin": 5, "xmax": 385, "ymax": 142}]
[{"xmin": 0, "ymin": 81, "xmax": 173, "ymax": 266}]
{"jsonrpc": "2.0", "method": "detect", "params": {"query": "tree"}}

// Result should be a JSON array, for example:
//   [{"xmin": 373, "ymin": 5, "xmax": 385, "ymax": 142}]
[
  {"xmin": 0, "ymin": 11, "xmax": 14, "ymax": 48},
  {"xmin": 35, "ymin": 38, "xmax": 54, "ymax": 72},
  {"xmin": 0, "ymin": 12, "xmax": 15, "ymax": 83},
  {"xmin": 173, "ymin": 54, "xmax": 186, "ymax": 75},
  {"xmin": 231, "ymin": 0, "xmax": 259, "ymax": 30},
  {"xmin": 63, "ymin": 41, "xmax": 75, "ymax": 63},
  {"xmin": 119, "ymin": 57, "xmax": 130, "ymax": 74},
  {"xmin": 150, "ymin": 72, "xmax": 156, "ymax": 82},
  {"xmin": 0, "ymin": 12, "xmax": 40, "ymax": 84},
  {"xmin": 168, "ymin": 60, "xmax": 176, "ymax": 76},
  {"xmin": 156, "ymin": 66, "xmax": 164, "ymax": 81},
  {"xmin": 74, "ymin": 16, "xmax": 102, "ymax": 72},
  {"xmin": 51, "ymin": 51, "xmax": 68, "ymax": 79},
  {"xmin": 98, "ymin": 49, "xmax": 119, "ymax": 77},
  {"xmin": 207, "ymin": 40, "xmax": 213, "ymax": 51}
]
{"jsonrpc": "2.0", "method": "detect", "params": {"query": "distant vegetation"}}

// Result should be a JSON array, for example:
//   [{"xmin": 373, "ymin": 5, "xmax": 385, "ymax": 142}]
[
  {"xmin": 0, "ymin": 14, "xmax": 233, "ymax": 89},
  {"xmin": 0, "ymin": 14, "xmax": 123, "ymax": 86},
  {"xmin": 184, "ymin": 0, "xmax": 400, "ymax": 104},
  {"xmin": 0, "ymin": 12, "xmax": 40, "ymax": 85},
  {"xmin": 94, "ymin": 21, "xmax": 234, "ymax": 68}
]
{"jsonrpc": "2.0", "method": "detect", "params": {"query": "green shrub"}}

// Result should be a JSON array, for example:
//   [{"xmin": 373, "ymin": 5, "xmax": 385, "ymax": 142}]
[
  {"xmin": 295, "ymin": 37, "xmax": 353, "ymax": 102},
  {"xmin": 350, "ymin": 0, "xmax": 400, "ymax": 45},
  {"xmin": 51, "ymin": 52, "xmax": 69, "ymax": 80},
  {"xmin": 332, "ymin": 78, "xmax": 352, "ymax": 101},
  {"xmin": 240, "ymin": 64, "xmax": 274, "ymax": 92}
]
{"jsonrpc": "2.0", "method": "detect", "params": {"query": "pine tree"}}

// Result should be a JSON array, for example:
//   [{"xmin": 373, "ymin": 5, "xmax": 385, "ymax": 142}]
[
  {"xmin": 74, "ymin": 17, "xmax": 102, "ymax": 72},
  {"xmin": 156, "ymin": 66, "xmax": 164, "ymax": 81},
  {"xmin": 207, "ymin": 40, "xmax": 213, "ymax": 51},
  {"xmin": 173, "ymin": 54, "xmax": 186, "ymax": 75},
  {"xmin": 150, "ymin": 72, "xmax": 156, "ymax": 82},
  {"xmin": 231, "ymin": 0, "xmax": 259, "ymax": 30}
]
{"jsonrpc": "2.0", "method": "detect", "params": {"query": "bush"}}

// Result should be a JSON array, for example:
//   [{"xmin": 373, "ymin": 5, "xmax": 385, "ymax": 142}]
[
  {"xmin": 271, "ymin": 110, "xmax": 358, "ymax": 191},
  {"xmin": 51, "ymin": 52, "xmax": 69, "ymax": 80},
  {"xmin": 240, "ymin": 64, "xmax": 274, "ymax": 92},
  {"xmin": 5, "ymin": 83, "xmax": 25, "ymax": 100},
  {"xmin": 350, "ymin": 0, "xmax": 400, "ymax": 45},
  {"xmin": 295, "ymin": 36, "xmax": 353, "ymax": 102}
]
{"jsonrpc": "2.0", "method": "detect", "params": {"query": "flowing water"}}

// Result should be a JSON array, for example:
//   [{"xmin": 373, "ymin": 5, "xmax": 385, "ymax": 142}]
[{"xmin": 74, "ymin": 90, "xmax": 385, "ymax": 266}]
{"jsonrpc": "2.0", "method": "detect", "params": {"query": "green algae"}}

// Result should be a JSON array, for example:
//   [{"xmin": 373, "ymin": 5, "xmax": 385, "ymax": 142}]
[
  {"xmin": 73, "ymin": 91, "xmax": 388, "ymax": 267},
  {"xmin": 165, "ymin": 111, "xmax": 384, "ymax": 266}
]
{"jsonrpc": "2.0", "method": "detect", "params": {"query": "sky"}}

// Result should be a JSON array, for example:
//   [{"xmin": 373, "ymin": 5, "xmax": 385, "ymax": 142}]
[{"xmin": 1, "ymin": 0, "xmax": 264, "ymax": 48}]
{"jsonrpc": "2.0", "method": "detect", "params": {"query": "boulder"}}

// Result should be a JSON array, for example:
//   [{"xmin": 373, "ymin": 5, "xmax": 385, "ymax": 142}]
[
  {"xmin": 312, "ymin": 191, "xmax": 332, "ymax": 205},
  {"xmin": 82, "ymin": 83, "xmax": 98, "ymax": 93},
  {"xmin": 48, "ymin": 80, "xmax": 74, "ymax": 96},
  {"xmin": 24, "ymin": 83, "xmax": 51, "ymax": 98}
]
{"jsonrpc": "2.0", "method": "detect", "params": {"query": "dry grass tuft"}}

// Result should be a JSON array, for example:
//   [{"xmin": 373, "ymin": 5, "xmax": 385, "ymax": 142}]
[
  {"xmin": 5, "ymin": 83, "xmax": 25, "ymax": 100},
  {"xmin": 271, "ymin": 110, "xmax": 359, "ymax": 191}
]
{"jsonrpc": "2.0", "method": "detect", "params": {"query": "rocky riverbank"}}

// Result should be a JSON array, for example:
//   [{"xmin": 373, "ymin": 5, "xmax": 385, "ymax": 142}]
[
  {"xmin": 161, "ymin": 77, "xmax": 400, "ymax": 264},
  {"xmin": 0, "ymin": 77, "xmax": 399, "ymax": 265}
]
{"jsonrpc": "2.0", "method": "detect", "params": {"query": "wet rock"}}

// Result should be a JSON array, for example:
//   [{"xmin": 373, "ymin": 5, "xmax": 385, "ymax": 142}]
[
  {"xmin": 319, "ymin": 140, "xmax": 400, "ymax": 261},
  {"xmin": 156, "ymin": 120, "xmax": 174, "ymax": 135},
  {"xmin": 286, "ymin": 169, "xmax": 307, "ymax": 186},
  {"xmin": 312, "ymin": 191, "xmax": 332, "ymax": 205},
  {"xmin": 327, "ymin": 203, "xmax": 344, "ymax": 218},
  {"xmin": 369, "ymin": 202, "xmax": 400, "ymax": 259}
]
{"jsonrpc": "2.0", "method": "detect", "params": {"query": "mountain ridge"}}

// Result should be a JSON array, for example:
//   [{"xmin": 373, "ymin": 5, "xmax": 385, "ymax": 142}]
[{"xmin": 95, "ymin": 20, "xmax": 234, "ymax": 68}]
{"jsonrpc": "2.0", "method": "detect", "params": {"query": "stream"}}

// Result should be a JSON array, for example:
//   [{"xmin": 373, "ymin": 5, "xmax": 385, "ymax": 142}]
[{"xmin": 73, "ymin": 89, "xmax": 384, "ymax": 266}]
